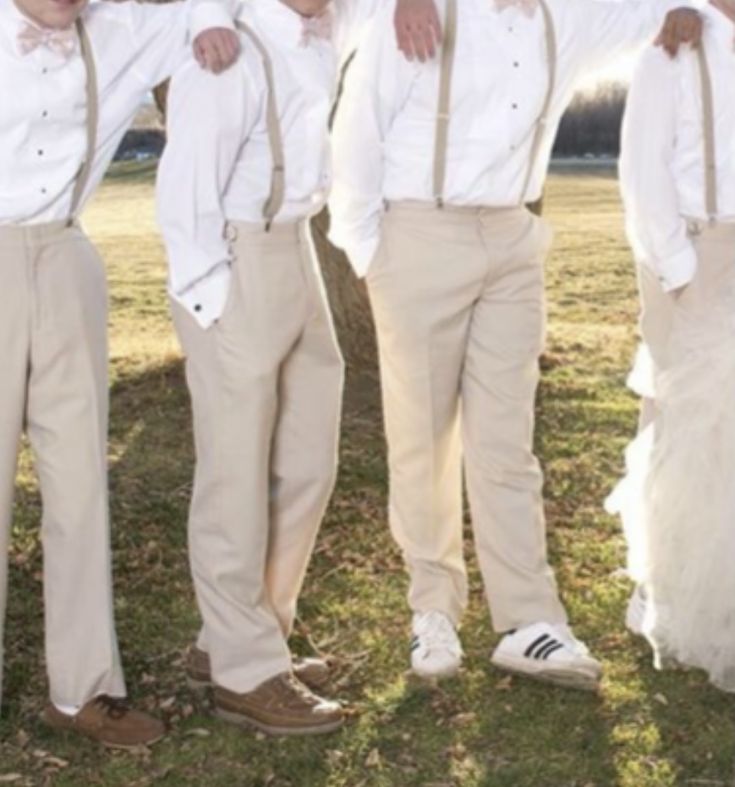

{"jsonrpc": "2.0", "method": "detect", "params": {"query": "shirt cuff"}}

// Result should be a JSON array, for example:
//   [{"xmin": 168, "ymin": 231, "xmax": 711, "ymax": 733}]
[
  {"xmin": 189, "ymin": 0, "xmax": 236, "ymax": 41},
  {"xmin": 652, "ymin": 243, "xmax": 698, "ymax": 292},
  {"xmin": 171, "ymin": 263, "xmax": 232, "ymax": 329},
  {"xmin": 344, "ymin": 236, "xmax": 380, "ymax": 279}
]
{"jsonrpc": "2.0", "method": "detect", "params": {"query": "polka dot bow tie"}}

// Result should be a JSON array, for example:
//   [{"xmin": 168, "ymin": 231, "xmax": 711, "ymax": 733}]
[
  {"xmin": 300, "ymin": 11, "xmax": 332, "ymax": 47},
  {"xmin": 18, "ymin": 21, "xmax": 77, "ymax": 60},
  {"xmin": 494, "ymin": 0, "xmax": 540, "ymax": 18}
]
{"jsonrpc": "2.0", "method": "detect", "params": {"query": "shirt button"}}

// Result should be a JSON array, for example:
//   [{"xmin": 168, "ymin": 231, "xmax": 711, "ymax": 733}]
[
  {"xmin": 513, "ymin": 61, "xmax": 520, "ymax": 68},
  {"xmin": 194, "ymin": 304, "xmax": 202, "ymax": 313},
  {"xmin": 512, "ymin": 103, "xmax": 518, "ymax": 110},
  {"xmin": 42, "ymin": 67, "xmax": 48, "ymax": 74},
  {"xmin": 38, "ymin": 149, "xmax": 44, "ymax": 156},
  {"xmin": 42, "ymin": 110, "xmax": 48, "ymax": 118},
  {"xmin": 41, "ymin": 187, "xmax": 47, "ymax": 194}
]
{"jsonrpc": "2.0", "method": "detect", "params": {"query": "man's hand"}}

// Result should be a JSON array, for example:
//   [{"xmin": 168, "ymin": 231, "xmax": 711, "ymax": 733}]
[
  {"xmin": 395, "ymin": 0, "xmax": 442, "ymax": 62},
  {"xmin": 193, "ymin": 28, "xmax": 240, "ymax": 74},
  {"xmin": 655, "ymin": 8, "xmax": 703, "ymax": 57}
]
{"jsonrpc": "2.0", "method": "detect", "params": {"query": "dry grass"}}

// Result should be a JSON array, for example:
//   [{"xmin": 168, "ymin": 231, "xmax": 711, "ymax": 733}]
[{"xmin": 1, "ymin": 165, "xmax": 734, "ymax": 786}]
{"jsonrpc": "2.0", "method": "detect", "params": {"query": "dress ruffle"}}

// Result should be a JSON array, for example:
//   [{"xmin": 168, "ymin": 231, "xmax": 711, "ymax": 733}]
[{"xmin": 607, "ymin": 312, "xmax": 735, "ymax": 693}]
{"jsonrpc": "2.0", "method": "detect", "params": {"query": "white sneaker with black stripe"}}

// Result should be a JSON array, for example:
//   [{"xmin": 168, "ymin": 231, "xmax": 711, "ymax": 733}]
[
  {"xmin": 491, "ymin": 622, "xmax": 602, "ymax": 691},
  {"xmin": 410, "ymin": 611, "xmax": 463, "ymax": 679}
]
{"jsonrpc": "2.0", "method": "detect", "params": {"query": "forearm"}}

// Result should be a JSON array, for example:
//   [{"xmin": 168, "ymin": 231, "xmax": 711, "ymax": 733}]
[{"xmin": 156, "ymin": 63, "xmax": 246, "ymax": 320}]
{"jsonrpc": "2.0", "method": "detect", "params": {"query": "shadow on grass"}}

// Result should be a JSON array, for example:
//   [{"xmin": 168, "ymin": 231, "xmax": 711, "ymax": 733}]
[{"xmin": 3, "ymin": 355, "xmax": 732, "ymax": 786}]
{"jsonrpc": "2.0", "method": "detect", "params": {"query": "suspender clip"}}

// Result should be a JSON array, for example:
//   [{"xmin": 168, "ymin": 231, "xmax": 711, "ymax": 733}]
[
  {"xmin": 436, "ymin": 197, "xmax": 445, "ymax": 210},
  {"xmin": 265, "ymin": 219, "xmax": 273, "ymax": 233}
]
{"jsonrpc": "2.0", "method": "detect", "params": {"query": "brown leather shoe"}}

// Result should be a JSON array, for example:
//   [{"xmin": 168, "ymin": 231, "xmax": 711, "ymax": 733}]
[
  {"xmin": 213, "ymin": 673, "xmax": 344, "ymax": 736},
  {"xmin": 186, "ymin": 646, "xmax": 331, "ymax": 693},
  {"xmin": 43, "ymin": 696, "xmax": 166, "ymax": 749}
]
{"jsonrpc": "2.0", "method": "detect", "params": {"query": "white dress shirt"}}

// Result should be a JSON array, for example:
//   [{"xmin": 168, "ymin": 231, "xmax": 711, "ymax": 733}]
[
  {"xmin": 157, "ymin": 0, "xmax": 382, "ymax": 329},
  {"xmin": 0, "ymin": 0, "xmax": 232, "ymax": 226},
  {"xmin": 620, "ymin": 3, "xmax": 735, "ymax": 292},
  {"xmin": 330, "ymin": 0, "xmax": 689, "ymax": 276}
]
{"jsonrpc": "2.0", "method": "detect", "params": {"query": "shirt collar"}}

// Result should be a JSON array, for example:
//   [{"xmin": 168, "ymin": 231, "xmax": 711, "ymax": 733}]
[{"xmin": 250, "ymin": 0, "xmax": 332, "ymax": 49}]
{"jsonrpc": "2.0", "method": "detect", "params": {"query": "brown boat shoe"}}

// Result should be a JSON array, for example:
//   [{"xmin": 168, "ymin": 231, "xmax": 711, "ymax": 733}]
[
  {"xmin": 43, "ymin": 695, "xmax": 166, "ymax": 749},
  {"xmin": 186, "ymin": 646, "xmax": 332, "ymax": 693},
  {"xmin": 213, "ymin": 672, "xmax": 344, "ymax": 736}
]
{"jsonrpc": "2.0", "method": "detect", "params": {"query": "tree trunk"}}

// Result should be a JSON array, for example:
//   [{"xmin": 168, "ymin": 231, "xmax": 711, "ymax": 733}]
[{"xmin": 310, "ymin": 211, "xmax": 378, "ymax": 374}]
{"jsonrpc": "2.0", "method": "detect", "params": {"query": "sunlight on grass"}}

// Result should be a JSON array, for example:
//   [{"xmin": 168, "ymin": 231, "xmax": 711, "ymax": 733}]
[{"xmin": 1, "ymin": 166, "xmax": 733, "ymax": 786}]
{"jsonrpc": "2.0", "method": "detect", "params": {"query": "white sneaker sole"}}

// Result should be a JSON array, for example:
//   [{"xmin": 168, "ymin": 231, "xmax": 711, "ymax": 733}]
[
  {"xmin": 491, "ymin": 652, "xmax": 601, "ymax": 692},
  {"xmin": 410, "ymin": 662, "xmax": 461, "ymax": 681}
]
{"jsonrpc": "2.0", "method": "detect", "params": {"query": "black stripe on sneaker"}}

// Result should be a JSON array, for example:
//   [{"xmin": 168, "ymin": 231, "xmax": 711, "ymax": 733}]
[
  {"xmin": 410, "ymin": 636, "xmax": 420, "ymax": 652},
  {"xmin": 524, "ymin": 634, "xmax": 550, "ymax": 659},
  {"xmin": 535, "ymin": 640, "xmax": 562, "ymax": 660},
  {"xmin": 540, "ymin": 642, "xmax": 565, "ymax": 661}
]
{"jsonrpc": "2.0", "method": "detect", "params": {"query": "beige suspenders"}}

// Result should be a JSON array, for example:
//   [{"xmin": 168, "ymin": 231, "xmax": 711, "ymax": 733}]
[
  {"xmin": 432, "ymin": 0, "xmax": 557, "ymax": 210},
  {"xmin": 433, "ymin": 0, "xmax": 458, "ymax": 207},
  {"xmin": 519, "ymin": 0, "xmax": 556, "ymax": 208},
  {"xmin": 235, "ymin": 21, "xmax": 286, "ymax": 231},
  {"xmin": 67, "ymin": 18, "xmax": 98, "ymax": 227},
  {"xmin": 696, "ymin": 45, "xmax": 718, "ymax": 224}
]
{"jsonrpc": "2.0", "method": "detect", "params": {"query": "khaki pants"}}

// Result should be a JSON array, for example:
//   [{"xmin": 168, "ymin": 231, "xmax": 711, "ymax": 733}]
[
  {"xmin": 0, "ymin": 222, "xmax": 125, "ymax": 709},
  {"xmin": 366, "ymin": 202, "xmax": 567, "ymax": 633},
  {"xmin": 171, "ymin": 221, "xmax": 344, "ymax": 694}
]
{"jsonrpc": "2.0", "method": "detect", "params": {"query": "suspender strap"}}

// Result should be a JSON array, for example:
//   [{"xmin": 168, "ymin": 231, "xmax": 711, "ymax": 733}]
[
  {"xmin": 432, "ymin": 0, "xmax": 457, "ymax": 208},
  {"xmin": 518, "ymin": 0, "xmax": 556, "ymax": 206},
  {"xmin": 235, "ymin": 21, "xmax": 285, "ymax": 231},
  {"xmin": 697, "ymin": 45, "xmax": 718, "ymax": 223},
  {"xmin": 67, "ymin": 18, "xmax": 98, "ymax": 226},
  {"xmin": 330, "ymin": 49, "xmax": 357, "ymax": 130}
]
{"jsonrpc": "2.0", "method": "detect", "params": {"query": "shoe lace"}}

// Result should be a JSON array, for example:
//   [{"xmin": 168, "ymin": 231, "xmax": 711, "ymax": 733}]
[
  {"xmin": 279, "ymin": 674, "xmax": 319, "ymax": 705},
  {"xmin": 93, "ymin": 695, "xmax": 130, "ymax": 720}
]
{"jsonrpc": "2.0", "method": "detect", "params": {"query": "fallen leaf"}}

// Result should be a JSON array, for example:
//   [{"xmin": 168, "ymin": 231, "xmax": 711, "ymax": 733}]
[{"xmin": 365, "ymin": 748, "xmax": 381, "ymax": 768}]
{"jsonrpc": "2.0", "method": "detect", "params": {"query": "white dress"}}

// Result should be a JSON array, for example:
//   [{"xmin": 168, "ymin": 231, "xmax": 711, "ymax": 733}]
[{"xmin": 607, "ymin": 261, "xmax": 735, "ymax": 693}]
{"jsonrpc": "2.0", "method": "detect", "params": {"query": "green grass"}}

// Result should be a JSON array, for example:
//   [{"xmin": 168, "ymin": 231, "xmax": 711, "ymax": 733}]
[{"xmin": 1, "ymin": 166, "xmax": 734, "ymax": 786}]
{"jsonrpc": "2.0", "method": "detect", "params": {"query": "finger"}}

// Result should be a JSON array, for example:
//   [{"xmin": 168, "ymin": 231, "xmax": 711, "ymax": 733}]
[
  {"xmin": 421, "ymin": 25, "xmax": 437, "ymax": 60},
  {"xmin": 659, "ymin": 21, "xmax": 675, "ymax": 58},
  {"xmin": 214, "ymin": 37, "xmax": 231, "ymax": 73},
  {"xmin": 685, "ymin": 16, "xmax": 703, "ymax": 47},
  {"xmin": 410, "ymin": 25, "xmax": 428, "ymax": 63},
  {"xmin": 397, "ymin": 26, "xmax": 416, "ymax": 61},
  {"xmin": 429, "ymin": 4, "xmax": 442, "ymax": 40},
  {"xmin": 193, "ymin": 39, "xmax": 206, "ymax": 69},
  {"xmin": 221, "ymin": 31, "xmax": 240, "ymax": 68}
]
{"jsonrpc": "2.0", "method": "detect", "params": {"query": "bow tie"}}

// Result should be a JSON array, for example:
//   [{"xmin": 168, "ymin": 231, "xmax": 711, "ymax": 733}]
[
  {"xmin": 494, "ymin": 0, "xmax": 540, "ymax": 18},
  {"xmin": 299, "ymin": 11, "xmax": 332, "ymax": 47},
  {"xmin": 17, "ymin": 21, "xmax": 77, "ymax": 60}
]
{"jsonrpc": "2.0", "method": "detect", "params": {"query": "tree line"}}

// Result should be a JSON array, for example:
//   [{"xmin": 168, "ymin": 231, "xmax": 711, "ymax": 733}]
[{"xmin": 553, "ymin": 82, "xmax": 627, "ymax": 158}]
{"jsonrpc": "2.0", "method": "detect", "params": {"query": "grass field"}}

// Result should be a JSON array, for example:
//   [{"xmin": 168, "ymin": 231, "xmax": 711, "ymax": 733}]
[{"xmin": 1, "ymin": 166, "xmax": 734, "ymax": 787}]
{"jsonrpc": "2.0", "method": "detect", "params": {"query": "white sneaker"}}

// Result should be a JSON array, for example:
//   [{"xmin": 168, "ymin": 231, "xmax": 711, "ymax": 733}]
[
  {"xmin": 491, "ymin": 622, "xmax": 602, "ymax": 691},
  {"xmin": 410, "ymin": 611, "xmax": 463, "ymax": 679},
  {"xmin": 625, "ymin": 586, "xmax": 647, "ymax": 636}
]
